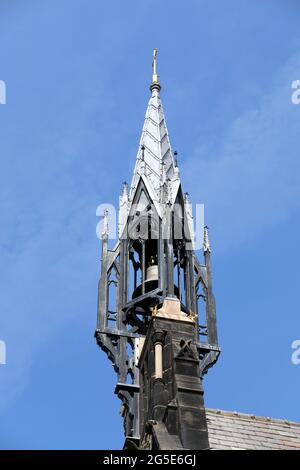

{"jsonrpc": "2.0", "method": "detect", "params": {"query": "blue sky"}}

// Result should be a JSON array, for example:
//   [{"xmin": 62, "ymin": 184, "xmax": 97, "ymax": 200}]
[{"xmin": 0, "ymin": 0, "xmax": 300, "ymax": 449}]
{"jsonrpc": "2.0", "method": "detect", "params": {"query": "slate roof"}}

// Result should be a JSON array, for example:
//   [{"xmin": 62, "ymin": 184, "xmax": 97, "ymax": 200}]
[{"xmin": 206, "ymin": 409, "xmax": 300, "ymax": 450}]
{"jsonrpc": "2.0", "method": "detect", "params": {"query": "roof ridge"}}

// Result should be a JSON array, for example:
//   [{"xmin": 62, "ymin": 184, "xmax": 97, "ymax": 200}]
[{"xmin": 206, "ymin": 408, "xmax": 300, "ymax": 427}]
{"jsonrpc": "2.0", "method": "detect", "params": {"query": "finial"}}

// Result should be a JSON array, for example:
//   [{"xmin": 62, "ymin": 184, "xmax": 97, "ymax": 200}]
[
  {"xmin": 203, "ymin": 225, "xmax": 211, "ymax": 253},
  {"xmin": 102, "ymin": 209, "xmax": 109, "ymax": 239},
  {"xmin": 152, "ymin": 48, "xmax": 158, "ymax": 83},
  {"xmin": 174, "ymin": 150, "xmax": 178, "ymax": 166},
  {"xmin": 150, "ymin": 48, "xmax": 161, "ymax": 92},
  {"xmin": 184, "ymin": 192, "xmax": 190, "ymax": 202},
  {"xmin": 121, "ymin": 181, "xmax": 128, "ymax": 197}
]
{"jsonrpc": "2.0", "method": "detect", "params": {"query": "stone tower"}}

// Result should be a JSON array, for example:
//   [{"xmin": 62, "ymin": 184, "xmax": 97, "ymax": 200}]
[{"xmin": 95, "ymin": 50, "xmax": 220, "ymax": 450}]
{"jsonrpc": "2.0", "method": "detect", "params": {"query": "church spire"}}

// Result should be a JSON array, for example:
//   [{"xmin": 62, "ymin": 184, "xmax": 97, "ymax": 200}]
[
  {"xmin": 130, "ymin": 50, "xmax": 179, "ymax": 203},
  {"xmin": 96, "ymin": 53, "xmax": 220, "ymax": 450}
]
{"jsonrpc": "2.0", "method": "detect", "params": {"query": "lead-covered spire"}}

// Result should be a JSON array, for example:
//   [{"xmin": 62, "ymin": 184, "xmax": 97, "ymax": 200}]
[{"xmin": 130, "ymin": 49, "xmax": 180, "ymax": 203}]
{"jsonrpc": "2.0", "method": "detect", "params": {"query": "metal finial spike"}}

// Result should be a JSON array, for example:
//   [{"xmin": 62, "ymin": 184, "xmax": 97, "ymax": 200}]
[
  {"xmin": 122, "ymin": 181, "xmax": 128, "ymax": 196},
  {"xmin": 174, "ymin": 150, "xmax": 178, "ymax": 166},
  {"xmin": 152, "ymin": 48, "xmax": 158, "ymax": 83},
  {"xmin": 150, "ymin": 48, "xmax": 161, "ymax": 92},
  {"xmin": 204, "ymin": 225, "xmax": 211, "ymax": 253}
]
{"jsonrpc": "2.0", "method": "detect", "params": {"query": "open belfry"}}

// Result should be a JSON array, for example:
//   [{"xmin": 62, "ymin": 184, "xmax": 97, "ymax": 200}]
[
  {"xmin": 96, "ymin": 49, "xmax": 219, "ymax": 450},
  {"xmin": 96, "ymin": 51, "xmax": 300, "ymax": 450}
]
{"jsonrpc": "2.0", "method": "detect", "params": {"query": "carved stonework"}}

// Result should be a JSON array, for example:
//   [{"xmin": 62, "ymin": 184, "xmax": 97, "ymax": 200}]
[
  {"xmin": 152, "ymin": 330, "xmax": 166, "ymax": 346},
  {"xmin": 176, "ymin": 339, "xmax": 198, "ymax": 361}
]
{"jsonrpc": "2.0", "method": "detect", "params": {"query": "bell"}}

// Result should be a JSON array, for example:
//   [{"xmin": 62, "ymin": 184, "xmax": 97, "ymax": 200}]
[
  {"xmin": 145, "ymin": 255, "xmax": 158, "ymax": 283},
  {"xmin": 145, "ymin": 264, "xmax": 158, "ymax": 283},
  {"xmin": 132, "ymin": 255, "xmax": 159, "ymax": 299}
]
